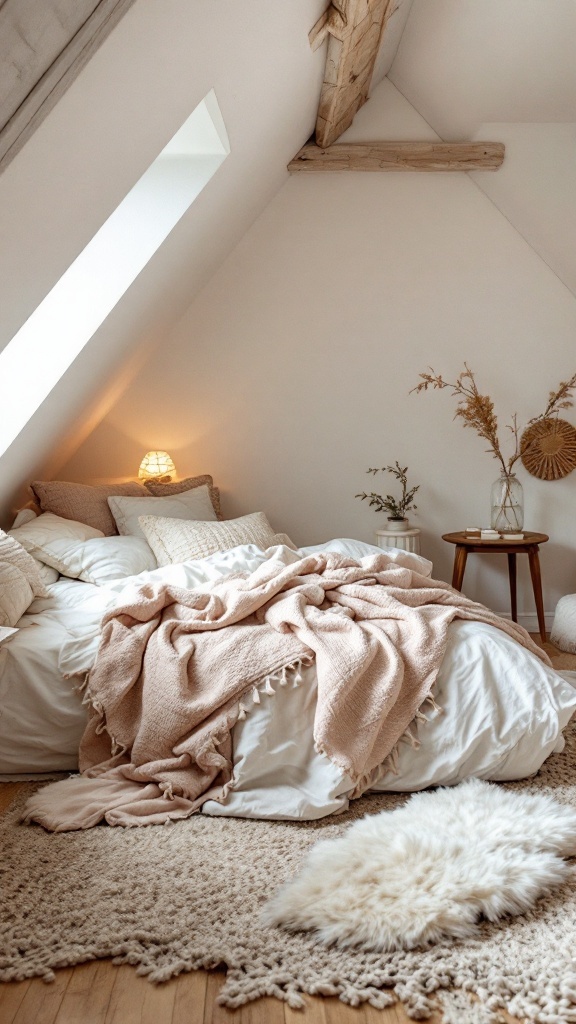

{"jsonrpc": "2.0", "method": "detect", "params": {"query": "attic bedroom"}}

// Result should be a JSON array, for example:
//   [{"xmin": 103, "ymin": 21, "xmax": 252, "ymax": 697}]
[{"xmin": 1, "ymin": 2, "xmax": 576, "ymax": 1022}]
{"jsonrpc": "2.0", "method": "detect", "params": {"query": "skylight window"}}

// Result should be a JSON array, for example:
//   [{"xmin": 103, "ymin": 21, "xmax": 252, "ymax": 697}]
[{"xmin": 0, "ymin": 89, "xmax": 229, "ymax": 456}]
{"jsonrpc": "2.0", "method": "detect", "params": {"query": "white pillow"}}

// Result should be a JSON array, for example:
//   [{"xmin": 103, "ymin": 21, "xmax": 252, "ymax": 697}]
[
  {"xmin": 10, "ymin": 507, "xmax": 37, "ymax": 529},
  {"xmin": 30, "ymin": 535, "xmax": 158, "ymax": 585},
  {"xmin": 107, "ymin": 485, "xmax": 217, "ymax": 541},
  {"xmin": 10, "ymin": 512, "xmax": 101, "ymax": 578},
  {"xmin": 35, "ymin": 562, "xmax": 60, "ymax": 585},
  {"xmin": 10, "ymin": 511, "xmax": 104, "ymax": 549},
  {"xmin": 138, "ymin": 511, "xmax": 281, "ymax": 567},
  {"xmin": 9, "ymin": 512, "xmax": 64, "ymax": 584},
  {"xmin": 9, "ymin": 512, "xmax": 156, "ymax": 584}
]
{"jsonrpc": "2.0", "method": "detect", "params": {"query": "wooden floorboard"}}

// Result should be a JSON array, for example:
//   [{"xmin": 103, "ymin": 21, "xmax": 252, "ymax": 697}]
[
  {"xmin": 0, "ymin": 781, "xmax": 23, "ymax": 814},
  {"xmin": 53, "ymin": 962, "xmax": 116, "ymax": 1024},
  {"xmin": 10, "ymin": 968, "xmax": 73, "ymax": 1024},
  {"xmin": 0, "ymin": 967, "xmax": 454, "ymax": 1024},
  {"xmin": 0, "ymin": 935, "xmax": 524, "ymax": 1024}
]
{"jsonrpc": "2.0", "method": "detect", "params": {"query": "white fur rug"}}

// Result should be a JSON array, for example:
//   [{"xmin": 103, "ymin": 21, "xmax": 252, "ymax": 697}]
[{"xmin": 262, "ymin": 778, "xmax": 576, "ymax": 951}]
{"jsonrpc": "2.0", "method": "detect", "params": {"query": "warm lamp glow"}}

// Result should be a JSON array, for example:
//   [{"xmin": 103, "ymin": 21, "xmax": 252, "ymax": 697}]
[{"xmin": 138, "ymin": 450, "xmax": 176, "ymax": 482}]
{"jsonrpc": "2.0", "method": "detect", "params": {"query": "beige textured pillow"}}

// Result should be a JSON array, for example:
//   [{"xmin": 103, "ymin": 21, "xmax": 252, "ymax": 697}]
[
  {"xmin": 0, "ymin": 529, "xmax": 48, "ymax": 599},
  {"xmin": 144, "ymin": 475, "xmax": 223, "ymax": 520},
  {"xmin": 0, "ymin": 562, "xmax": 34, "ymax": 627},
  {"xmin": 31, "ymin": 480, "xmax": 148, "ymax": 536},
  {"xmin": 138, "ymin": 511, "xmax": 281, "ymax": 567}
]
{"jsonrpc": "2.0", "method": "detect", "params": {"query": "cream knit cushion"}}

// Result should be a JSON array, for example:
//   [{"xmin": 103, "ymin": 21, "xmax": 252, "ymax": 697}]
[
  {"xmin": 138, "ymin": 511, "xmax": 280, "ymax": 566},
  {"xmin": 0, "ymin": 563, "xmax": 34, "ymax": 627},
  {"xmin": 0, "ymin": 529, "xmax": 49, "ymax": 627},
  {"xmin": 0, "ymin": 529, "xmax": 48, "ymax": 599}
]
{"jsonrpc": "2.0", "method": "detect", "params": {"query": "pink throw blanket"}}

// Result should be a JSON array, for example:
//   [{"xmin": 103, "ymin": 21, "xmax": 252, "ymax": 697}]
[{"xmin": 23, "ymin": 551, "xmax": 549, "ymax": 830}]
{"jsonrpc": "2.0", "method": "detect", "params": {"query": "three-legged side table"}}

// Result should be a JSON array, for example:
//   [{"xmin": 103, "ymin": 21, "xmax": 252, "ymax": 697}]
[{"xmin": 442, "ymin": 531, "xmax": 549, "ymax": 643}]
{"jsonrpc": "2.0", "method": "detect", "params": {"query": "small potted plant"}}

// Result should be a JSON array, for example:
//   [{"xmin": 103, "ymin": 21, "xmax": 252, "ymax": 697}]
[{"xmin": 355, "ymin": 462, "xmax": 419, "ymax": 530}]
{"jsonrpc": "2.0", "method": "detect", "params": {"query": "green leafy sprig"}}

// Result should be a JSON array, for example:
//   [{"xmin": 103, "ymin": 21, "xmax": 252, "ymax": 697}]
[{"xmin": 356, "ymin": 462, "xmax": 419, "ymax": 518}]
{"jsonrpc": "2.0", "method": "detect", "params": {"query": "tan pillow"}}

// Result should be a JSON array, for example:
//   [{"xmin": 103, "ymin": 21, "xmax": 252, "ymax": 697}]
[
  {"xmin": 31, "ymin": 480, "xmax": 148, "ymax": 536},
  {"xmin": 138, "ymin": 511, "xmax": 281, "ymax": 567},
  {"xmin": 144, "ymin": 475, "xmax": 223, "ymax": 520},
  {"xmin": 0, "ymin": 529, "xmax": 48, "ymax": 599}
]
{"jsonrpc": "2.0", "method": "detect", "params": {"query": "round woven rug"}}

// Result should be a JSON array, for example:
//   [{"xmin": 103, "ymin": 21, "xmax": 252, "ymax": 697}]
[{"xmin": 3, "ymin": 723, "xmax": 576, "ymax": 1023}]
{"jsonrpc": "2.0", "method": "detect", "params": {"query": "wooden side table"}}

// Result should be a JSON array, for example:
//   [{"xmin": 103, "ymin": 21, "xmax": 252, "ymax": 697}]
[{"xmin": 442, "ymin": 531, "xmax": 549, "ymax": 642}]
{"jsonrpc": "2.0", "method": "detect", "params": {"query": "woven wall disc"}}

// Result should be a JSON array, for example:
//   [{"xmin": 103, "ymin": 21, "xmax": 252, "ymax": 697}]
[{"xmin": 520, "ymin": 417, "xmax": 576, "ymax": 480}]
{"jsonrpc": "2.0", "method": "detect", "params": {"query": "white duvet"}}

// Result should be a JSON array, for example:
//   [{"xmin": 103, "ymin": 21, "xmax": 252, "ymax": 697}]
[{"xmin": 1, "ymin": 539, "xmax": 575, "ymax": 821}]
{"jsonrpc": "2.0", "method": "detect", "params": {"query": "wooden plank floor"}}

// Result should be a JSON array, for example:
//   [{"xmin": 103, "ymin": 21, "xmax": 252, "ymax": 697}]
[{"xmin": 0, "ymin": 781, "xmax": 525, "ymax": 1024}]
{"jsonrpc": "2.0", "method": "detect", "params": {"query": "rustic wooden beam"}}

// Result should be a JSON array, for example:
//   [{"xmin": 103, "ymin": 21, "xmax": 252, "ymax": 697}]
[
  {"xmin": 288, "ymin": 141, "xmax": 506, "ymax": 172},
  {"xmin": 309, "ymin": 1, "xmax": 349, "ymax": 51},
  {"xmin": 313, "ymin": 0, "xmax": 394, "ymax": 147}
]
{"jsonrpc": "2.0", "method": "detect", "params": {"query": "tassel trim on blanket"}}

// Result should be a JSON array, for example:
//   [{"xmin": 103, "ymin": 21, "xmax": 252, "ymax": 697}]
[
  {"xmin": 236, "ymin": 659, "xmax": 443, "ymax": 804},
  {"xmin": 326, "ymin": 686, "xmax": 444, "ymax": 799},
  {"xmin": 236, "ymin": 655, "xmax": 314, "ymax": 721},
  {"xmin": 72, "ymin": 653, "xmax": 316, "ymax": 821}
]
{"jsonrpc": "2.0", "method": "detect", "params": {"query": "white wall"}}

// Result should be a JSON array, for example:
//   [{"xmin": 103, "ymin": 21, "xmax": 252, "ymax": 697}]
[
  {"xmin": 469, "ymin": 124, "xmax": 576, "ymax": 297},
  {"xmin": 63, "ymin": 81, "xmax": 576, "ymax": 626}
]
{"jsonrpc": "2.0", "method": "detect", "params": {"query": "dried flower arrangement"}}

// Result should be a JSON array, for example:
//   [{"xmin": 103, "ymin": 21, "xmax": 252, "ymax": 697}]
[
  {"xmin": 356, "ymin": 462, "xmax": 419, "ymax": 520},
  {"xmin": 411, "ymin": 364, "xmax": 576, "ymax": 476}
]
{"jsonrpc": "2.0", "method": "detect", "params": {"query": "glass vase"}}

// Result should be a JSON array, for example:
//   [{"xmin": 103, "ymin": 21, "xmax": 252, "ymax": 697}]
[{"xmin": 490, "ymin": 472, "xmax": 524, "ymax": 533}]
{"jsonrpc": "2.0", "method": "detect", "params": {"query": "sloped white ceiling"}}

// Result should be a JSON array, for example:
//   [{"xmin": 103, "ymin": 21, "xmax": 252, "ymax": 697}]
[
  {"xmin": 387, "ymin": 0, "xmax": 576, "ymax": 296},
  {"xmin": 388, "ymin": 0, "xmax": 576, "ymax": 138},
  {"xmin": 0, "ymin": 0, "xmax": 137, "ymax": 168}
]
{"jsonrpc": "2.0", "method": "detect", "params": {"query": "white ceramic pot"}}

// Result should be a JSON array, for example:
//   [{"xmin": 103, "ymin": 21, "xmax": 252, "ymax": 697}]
[{"xmin": 386, "ymin": 518, "xmax": 409, "ymax": 532}]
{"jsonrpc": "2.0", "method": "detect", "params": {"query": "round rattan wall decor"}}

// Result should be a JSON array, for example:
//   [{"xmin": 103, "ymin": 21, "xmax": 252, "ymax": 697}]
[{"xmin": 520, "ymin": 417, "xmax": 576, "ymax": 480}]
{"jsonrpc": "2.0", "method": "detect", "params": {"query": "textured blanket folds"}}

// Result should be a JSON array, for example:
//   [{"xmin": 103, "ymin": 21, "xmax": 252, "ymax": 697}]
[{"xmin": 23, "ymin": 550, "xmax": 549, "ymax": 830}]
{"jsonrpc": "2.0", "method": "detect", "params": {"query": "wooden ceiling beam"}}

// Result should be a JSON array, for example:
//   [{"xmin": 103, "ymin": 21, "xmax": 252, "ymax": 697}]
[
  {"xmin": 293, "ymin": 2, "xmax": 506, "ymax": 174},
  {"xmin": 288, "ymin": 141, "xmax": 506, "ymax": 173},
  {"xmin": 313, "ymin": 0, "xmax": 394, "ymax": 148}
]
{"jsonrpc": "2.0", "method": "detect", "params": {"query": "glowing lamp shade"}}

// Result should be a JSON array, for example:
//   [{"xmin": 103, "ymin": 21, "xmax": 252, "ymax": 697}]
[{"xmin": 138, "ymin": 451, "xmax": 176, "ymax": 483}]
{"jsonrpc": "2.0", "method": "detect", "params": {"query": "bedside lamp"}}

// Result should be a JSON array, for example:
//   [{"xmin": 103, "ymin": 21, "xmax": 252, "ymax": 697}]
[{"xmin": 138, "ymin": 450, "xmax": 176, "ymax": 483}]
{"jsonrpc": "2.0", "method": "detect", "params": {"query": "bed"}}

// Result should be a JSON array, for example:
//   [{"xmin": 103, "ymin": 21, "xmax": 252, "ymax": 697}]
[{"xmin": 2, "ymin": 479, "xmax": 576, "ymax": 824}]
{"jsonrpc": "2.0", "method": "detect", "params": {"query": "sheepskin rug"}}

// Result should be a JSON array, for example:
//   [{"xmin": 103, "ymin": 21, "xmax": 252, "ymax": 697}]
[{"xmin": 262, "ymin": 778, "xmax": 576, "ymax": 951}]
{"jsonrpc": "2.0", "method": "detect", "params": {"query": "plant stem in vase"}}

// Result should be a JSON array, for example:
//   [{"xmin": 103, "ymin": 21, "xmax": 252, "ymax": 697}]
[{"xmin": 491, "ymin": 473, "xmax": 524, "ymax": 533}]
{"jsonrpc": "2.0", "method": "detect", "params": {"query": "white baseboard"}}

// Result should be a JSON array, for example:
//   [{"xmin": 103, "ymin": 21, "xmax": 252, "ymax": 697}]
[{"xmin": 497, "ymin": 611, "xmax": 554, "ymax": 632}]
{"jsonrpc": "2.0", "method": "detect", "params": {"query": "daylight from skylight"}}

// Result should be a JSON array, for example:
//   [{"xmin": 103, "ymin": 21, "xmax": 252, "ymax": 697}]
[{"xmin": 0, "ymin": 90, "xmax": 229, "ymax": 456}]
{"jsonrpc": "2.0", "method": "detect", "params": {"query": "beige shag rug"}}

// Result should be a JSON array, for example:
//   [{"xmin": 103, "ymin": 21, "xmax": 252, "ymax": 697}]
[{"xmin": 3, "ymin": 721, "xmax": 576, "ymax": 1022}]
